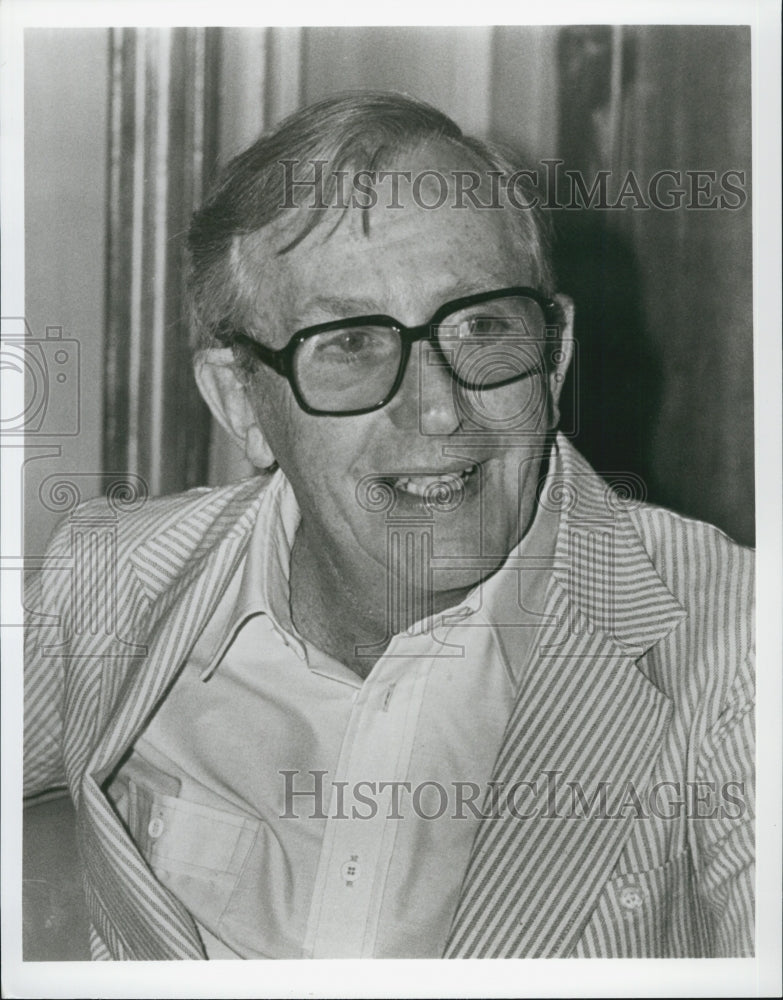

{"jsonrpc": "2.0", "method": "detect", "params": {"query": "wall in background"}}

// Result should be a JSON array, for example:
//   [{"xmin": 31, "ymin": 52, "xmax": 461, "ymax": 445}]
[
  {"xmin": 24, "ymin": 29, "xmax": 109, "ymax": 559},
  {"xmin": 301, "ymin": 26, "xmax": 495, "ymax": 137}
]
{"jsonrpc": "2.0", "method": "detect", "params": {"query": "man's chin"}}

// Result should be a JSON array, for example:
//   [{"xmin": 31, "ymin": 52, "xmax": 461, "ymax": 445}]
[
  {"xmin": 380, "ymin": 551, "xmax": 511, "ymax": 620},
  {"xmin": 364, "ymin": 517, "xmax": 515, "ymax": 577}
]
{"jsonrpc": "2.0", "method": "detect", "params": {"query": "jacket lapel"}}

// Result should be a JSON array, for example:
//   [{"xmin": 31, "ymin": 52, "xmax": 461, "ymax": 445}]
[
  {"xmin": 78, "ymin": 478, "xmax": 266, "ymax": 959},
  {"xmin": 445, "ymin": 439, "xmax": 687, "ymax": 958}
]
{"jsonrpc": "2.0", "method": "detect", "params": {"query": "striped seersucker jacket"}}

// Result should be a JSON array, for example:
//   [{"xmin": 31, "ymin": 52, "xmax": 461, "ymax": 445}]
[{"xmin": 24, "ymin": 436, "xmax": 755, "ymax": 959}]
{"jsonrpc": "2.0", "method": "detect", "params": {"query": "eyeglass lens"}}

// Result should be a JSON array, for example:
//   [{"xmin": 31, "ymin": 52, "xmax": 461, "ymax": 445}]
[{"xmin": 293, "ymin": 294, "xmax": 548, "ymax": 413}]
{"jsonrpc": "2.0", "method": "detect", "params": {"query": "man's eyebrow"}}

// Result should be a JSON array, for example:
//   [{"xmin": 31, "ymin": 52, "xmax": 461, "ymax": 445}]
[
  {"xmin": 297, "ymin": 280, "xmax": 512, "ymax": 324},
  {"xmin": 297, "ymin": 295, "xmax": 385, "ymax": 321}
]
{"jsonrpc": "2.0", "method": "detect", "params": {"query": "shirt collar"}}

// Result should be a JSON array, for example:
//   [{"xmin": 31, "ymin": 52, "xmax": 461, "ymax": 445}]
[
  {"xmin": 202, "ymin": 442, "xmax": 561, "ymax": 680},
  {"xmin": 200, "ymin": 470, "xmax": 302, "ymax": 679},
  {"xmin": 236, "ymin": 470, "xmax": 301, "ymax": 635}
]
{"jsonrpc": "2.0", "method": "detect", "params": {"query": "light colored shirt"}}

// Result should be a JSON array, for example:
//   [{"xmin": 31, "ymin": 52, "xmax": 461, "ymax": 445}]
[{"xmin": 107, "ymin": 464, "xmax": 558, "ymax": 958}]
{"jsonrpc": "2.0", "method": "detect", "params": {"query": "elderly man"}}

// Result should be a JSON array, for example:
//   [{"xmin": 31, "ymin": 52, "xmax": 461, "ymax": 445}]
[{"xmin": 24, "ymin": 93, "xmax": 754, "ymax": 960}]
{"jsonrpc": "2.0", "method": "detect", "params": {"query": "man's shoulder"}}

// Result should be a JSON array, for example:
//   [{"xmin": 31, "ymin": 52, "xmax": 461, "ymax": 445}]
[
  {"xmin": 44, "ymin": 475, "xmax": 272, "ymax": 559},
  {"xmin": 628, "ymin": 500, "xmax": 754, "ymax": 592},
  {"xmin": 555, "ymin": 437, "xmax": 754, "ymax": 634},
  {"xmin": 556, "ymin": 435, "xmax": 754, "ymax": 583},
  {"xmin": 625, "ymin": 502, "xmax": 754, "ymax": 695}
]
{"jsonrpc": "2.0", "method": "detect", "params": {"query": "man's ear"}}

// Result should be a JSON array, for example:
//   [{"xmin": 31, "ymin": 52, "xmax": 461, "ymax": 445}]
[
  {"xmin": 194, "ymin": 348, "xmax": 276, "ymax": 469},
  {"xmin": 546, "ymin": 293, "xmax": 575, "ymax": 427}
]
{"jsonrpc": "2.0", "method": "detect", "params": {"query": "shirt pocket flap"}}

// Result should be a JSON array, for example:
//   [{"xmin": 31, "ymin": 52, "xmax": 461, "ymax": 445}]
[{"xmin": 128, "ymin": 781, "xmax": 259, "ymax": 882}]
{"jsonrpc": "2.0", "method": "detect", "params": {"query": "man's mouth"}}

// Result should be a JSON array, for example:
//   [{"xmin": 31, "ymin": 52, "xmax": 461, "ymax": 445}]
[{"xmin": 381, "ymin": 464, "xmax": 479, "ymax": 498}]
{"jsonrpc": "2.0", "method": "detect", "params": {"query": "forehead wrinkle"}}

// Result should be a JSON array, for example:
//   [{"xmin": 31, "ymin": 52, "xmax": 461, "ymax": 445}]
[{"xmin": 298, "ymin": 294, "xmax": 388, "ymax": 318}]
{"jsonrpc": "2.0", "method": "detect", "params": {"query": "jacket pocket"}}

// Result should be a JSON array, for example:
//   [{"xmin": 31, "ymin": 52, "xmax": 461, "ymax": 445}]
[{"xmin": 572, "ymin": 848, "xmax": 711, "ymax": 957}]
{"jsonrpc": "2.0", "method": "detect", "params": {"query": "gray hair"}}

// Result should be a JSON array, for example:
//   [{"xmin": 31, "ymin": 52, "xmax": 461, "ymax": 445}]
[{"xmin": 187, "ymin": 91, "xmax": 556, "ymax": 352}]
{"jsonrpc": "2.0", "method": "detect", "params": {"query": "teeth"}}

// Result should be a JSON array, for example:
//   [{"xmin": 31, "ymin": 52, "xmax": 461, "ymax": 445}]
[{"xmin": 388, "ymin": 465, "xmax": 477, "ymax": 497}]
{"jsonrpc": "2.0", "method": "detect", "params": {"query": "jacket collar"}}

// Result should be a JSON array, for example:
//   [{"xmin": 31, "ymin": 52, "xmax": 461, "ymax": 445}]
[{"xmin": 548, "ymin": 436, "xmax": 686, "ymax": 655}]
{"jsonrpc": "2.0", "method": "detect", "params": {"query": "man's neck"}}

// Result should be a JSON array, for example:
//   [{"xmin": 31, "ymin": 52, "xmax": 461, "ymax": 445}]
[{"xmin": 288, "ymin": 524, "xmax": 472, "ymax": 679}]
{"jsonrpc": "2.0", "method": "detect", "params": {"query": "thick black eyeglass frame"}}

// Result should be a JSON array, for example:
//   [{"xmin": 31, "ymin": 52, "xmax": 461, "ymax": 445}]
[{"xmin": 215, "ymin": 286, "xmax": 561, "ymax": 417}]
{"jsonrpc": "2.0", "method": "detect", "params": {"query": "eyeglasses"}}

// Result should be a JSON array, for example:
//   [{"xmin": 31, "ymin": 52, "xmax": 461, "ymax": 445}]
[{"xmin": 216, "ymin": 286, "xmax": 561, "ymax": 417}]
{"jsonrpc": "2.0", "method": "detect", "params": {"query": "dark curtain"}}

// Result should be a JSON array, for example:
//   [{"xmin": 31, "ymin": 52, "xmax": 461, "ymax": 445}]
[{"xmin": 555, "ymin": 25, "xmax": 753, "ymax": 545}]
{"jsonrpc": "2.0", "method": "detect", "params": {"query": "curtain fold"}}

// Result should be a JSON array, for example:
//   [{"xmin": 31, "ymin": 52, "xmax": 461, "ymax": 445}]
[{"xmin": 103, "ymin": 27, "xmax": 220, "ymax": 497}]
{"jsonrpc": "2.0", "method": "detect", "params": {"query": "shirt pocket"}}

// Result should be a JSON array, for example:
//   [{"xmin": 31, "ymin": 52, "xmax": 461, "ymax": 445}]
[
  {"xmin": 572, "ymin": 847, "xmax": 711, "ymax": 957},
  {"xmin": 127, "ymin": 780, "xmax": 260, "ymax": 925}
]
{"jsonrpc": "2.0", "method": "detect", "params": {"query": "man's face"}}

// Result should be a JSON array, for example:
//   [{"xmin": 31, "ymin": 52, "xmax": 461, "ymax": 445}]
[{"xmin": 234, "ymin": 147, "xmax": 570, "ymax": 600}]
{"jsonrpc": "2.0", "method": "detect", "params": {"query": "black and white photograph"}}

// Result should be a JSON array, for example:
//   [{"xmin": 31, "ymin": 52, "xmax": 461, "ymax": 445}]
[{"xmin": 2, "ymin": 1, "xmax": 780, "ymax": 997}]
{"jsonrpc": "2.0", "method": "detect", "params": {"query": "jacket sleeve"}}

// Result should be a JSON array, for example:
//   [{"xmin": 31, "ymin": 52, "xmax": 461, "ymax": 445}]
[
  {"xmin": 694, "ymin": 642, "xmax": 755, "ymax": 956},
  {"xmin": 24, "ymin": 516, "xmax": 74, "ymax": 796}
]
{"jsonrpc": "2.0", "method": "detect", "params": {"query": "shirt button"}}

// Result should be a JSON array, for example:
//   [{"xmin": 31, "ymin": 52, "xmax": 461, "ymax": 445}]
[
  {"xmin": 618, "ymin": 885, "xmax": 644, "ymax": 910},
  {"xmin": 148, "ymin": 817, "xmax": 164, "ymax": 839},
  {"xmin": 341, "ymin": 860, "xmax": 361, "ymax": 884}
]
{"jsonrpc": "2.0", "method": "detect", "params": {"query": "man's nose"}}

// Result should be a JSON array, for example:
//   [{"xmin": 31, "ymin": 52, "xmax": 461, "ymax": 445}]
[{"xmin": 385, "ymin": 340, "xmax": 462, "ymax": 435}]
